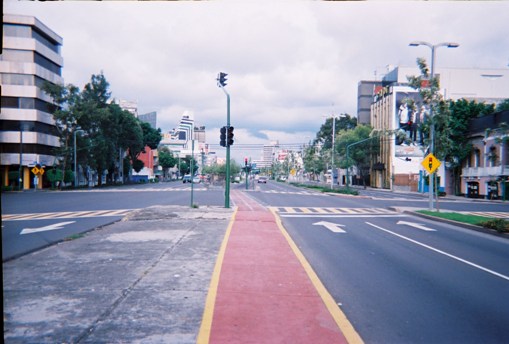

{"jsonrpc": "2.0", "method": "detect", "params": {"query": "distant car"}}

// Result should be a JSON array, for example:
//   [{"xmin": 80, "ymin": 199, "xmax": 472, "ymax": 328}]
[
  {"xmin": 233, "ymin": 176, "xmax": 240, "ymax": 183},
  {"xmin": 258, "ymin": 176, "xmax": 268, "ymax": 183},
  {"xmin": 192, "ymin": 176, "xmax": 201, "ymax": 183},
  {"xmin": 182, "ymin": 175, "xmax": 192, "ymax": 183}
]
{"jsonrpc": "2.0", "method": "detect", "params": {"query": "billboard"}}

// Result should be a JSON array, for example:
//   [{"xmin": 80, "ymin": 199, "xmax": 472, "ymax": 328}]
[{"xmin": 394, "ymin": 89, "xmax": 427, "ymax": 158}]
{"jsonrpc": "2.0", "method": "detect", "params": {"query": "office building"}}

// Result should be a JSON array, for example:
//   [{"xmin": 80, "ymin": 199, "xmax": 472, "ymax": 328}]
[{"xmin": 1, "ymin": 14, "xmax": 63, "ymax": 189}]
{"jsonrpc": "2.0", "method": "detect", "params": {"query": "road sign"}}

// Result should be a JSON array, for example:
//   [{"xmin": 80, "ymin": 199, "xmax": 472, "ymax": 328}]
[
  {"xmin": 31, "ymin": 167, "xmax": 39, "ymax": 175},
  {"xmin": 422, "ymin": 153, "xmax": 441, "ymax": 174}
]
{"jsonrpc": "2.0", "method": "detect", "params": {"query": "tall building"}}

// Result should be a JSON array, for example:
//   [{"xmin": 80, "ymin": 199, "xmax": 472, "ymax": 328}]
[
  {"xmin": 357, "ymin": 80, "xmax": 383, "ymax": 124},
  {"xmin": 139, "ymin": 111, "xmax": 157, "ymax": 129},
  {"xmin": 1, "ymin": 14, "xmax": 63, "ymax": 189}
]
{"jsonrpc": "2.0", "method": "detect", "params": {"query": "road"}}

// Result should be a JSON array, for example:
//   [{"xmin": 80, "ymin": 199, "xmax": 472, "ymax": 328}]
[
  {"xmin": 3, "ymin": 180, "xmax": 509, "ymax": 342},
  {"xmin": 2, "ymin": 181, "xmax": 223, "ymax": 260},
  {"xmin": 247, "ymin": 180, "xmax": 509, "ymax": 343}
]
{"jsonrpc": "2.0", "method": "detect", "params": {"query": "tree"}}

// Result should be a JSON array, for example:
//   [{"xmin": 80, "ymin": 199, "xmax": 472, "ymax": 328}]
[
  {"xmin": 314, "ymin": 114, "xmax": 357, "ymax": 150},
  {"xmin": 303, "ymin": 144, "xmax": 325, "ymax": 180},
  {"xmin": 336, "ymin": 125, "xmax": 376, "ymax": 186},
  {"xmin": 158, "ymin": 147, "xmax": 177, "ymax": 179},
  {"xmin": 41, "ymin": 82, "xmax": 81, "ymax": 188},
  {"xmin": 140, "ymin": 121, "xmax": 162, "ymax": 150},
  {"xmin": 496, "ymin": 99, "xmax": 509, "ymax": 112}
]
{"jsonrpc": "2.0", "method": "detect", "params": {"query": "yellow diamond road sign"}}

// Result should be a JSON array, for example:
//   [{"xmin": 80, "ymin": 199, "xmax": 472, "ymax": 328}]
[
  {"xmin": 422, "ymin": 153, "xmax": 441, "ymax": 174},
  {"xmin": 31, "ymin": 167, "xmax": 40, "ymax": 175}
]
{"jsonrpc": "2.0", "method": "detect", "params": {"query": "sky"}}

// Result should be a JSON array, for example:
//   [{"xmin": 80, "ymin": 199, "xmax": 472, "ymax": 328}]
[{"xmin": 5, "ymin": 0, "xmax": 509, "ymax": 160}]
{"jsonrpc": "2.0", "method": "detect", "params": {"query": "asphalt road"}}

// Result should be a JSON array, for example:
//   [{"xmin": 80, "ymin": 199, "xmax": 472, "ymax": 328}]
[
  {"xmin": 248, "ymin": 181, "xmax": 509, "ymax": 343},
  {"xmin": 2, "ymin": 181, "xmax": 224, "ymax": 260}
]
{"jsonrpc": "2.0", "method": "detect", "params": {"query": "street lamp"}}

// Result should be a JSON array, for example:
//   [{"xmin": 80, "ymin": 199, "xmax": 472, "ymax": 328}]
[
  {"xmin": 74, "ymin": 129, "xmax": 84, "ymax": 188},
  {"xmin": 409, "ymin": 41, "xmax": 459, "ymax": 211}
]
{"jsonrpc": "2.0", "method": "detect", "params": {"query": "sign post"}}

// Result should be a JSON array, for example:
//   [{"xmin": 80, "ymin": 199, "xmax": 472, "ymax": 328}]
[{"xmin": 421, "ymin": 153, "xmax": 441, "ymax": 210}]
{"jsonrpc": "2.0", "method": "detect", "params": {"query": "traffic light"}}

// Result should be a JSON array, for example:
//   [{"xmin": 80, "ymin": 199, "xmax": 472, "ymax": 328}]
[
  {"xmin": 227, "ymin": 126, "xmax": 234, "ymax": 146},
  {"xmin": 220, "ymin": 126, "xmax": 226, "ymax": 147},
  {"xmin": 244, "ymin": 157, "xmax": 248, "ymax": 166},
  {"xmin": 217, "ymin": 72, "xmax": 228, "ymax": 87}
]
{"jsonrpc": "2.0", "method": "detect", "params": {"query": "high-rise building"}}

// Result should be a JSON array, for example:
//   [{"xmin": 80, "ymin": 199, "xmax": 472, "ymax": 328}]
[
  {"xmin": 1, "ymin": 14, "xmax": 63, "ymax": 189},
  {"xmin": 138, "ymin": 111, "xmax": 157, "ymax": 129}
]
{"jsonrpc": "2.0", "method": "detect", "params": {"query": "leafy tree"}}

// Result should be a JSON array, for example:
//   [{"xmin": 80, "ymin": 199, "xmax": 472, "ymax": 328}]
[
  {"xmin": 140, "ymin": 121, "xmax": 162, "ymax": 150},
  {"xmin": 158, "ymin": 147, "xmax": 177, "ymax": 179},
  {"xmin": 336, "ymin": 125, "xmax": 376, "ymax": 186},
  {"xmin": 303, "ymin": 144, "xmax": 325, "ymax": 180},
  {"xmin": 496, "ymin": 99, "xmax": 509, "ymax": 112},
  {"xmin": 314, "ymin": 113, "xmax": 357, "ymax": 150},
  {"xmin": 41, "ymin": 82, "xmax": 81, "ymax": 187}
]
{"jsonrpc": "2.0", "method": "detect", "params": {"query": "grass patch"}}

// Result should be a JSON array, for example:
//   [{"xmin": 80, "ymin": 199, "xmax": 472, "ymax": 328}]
[{"xmin": 417, "ymin": 210, "xmax": 509, "ymax": 233}]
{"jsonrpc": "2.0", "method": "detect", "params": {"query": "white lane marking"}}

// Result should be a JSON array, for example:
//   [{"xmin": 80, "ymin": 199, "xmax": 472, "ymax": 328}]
[
  {"xmin": 366, "ymin": 222, "xmax": 509, "ymax": 282},
  {"xmin": 397, "ymin": 220, "xmax": 436, "ymax": 232},
  {"xmin": 313, "ymin": 221, "xmax": 347, "ymax": 233},
  {"xmin": 281, "ymin": 214, "xmax": 408, "ymax": 218},
  {"xmin": 20, "ymin": 221, "xmax": 76, "ymax": 235}
]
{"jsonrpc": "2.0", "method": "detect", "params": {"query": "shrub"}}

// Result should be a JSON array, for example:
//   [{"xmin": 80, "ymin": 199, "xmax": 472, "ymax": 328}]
[{"xmin": 480, "ymin": 218, "xmax": 509, "ymax": 233}]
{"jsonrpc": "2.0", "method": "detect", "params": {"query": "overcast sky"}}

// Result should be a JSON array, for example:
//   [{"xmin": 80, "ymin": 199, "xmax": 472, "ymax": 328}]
[{"xmin": 5, "ymin": 0, "xmax": 509, "ymax": 158}]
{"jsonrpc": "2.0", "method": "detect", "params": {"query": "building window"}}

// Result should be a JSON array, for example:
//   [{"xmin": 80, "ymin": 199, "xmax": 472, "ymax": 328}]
[
  {"xmin": 0, "ymin": 49, "xmax": 34, "ymax": 62},
  {"xmin": 487, "ymin": 146, "xmax": 498, "ymax": 167},
  {"xmin": 34, "ymin": 52, "xmax": 61, "ymax": 76},
  {"xmin": 32, "ymin": 28, "xmax": 60, "ymax": 54},
  {"xmin": 1, "ymin": 73, "xmax": 34, "ymax": 86},
  {"xmin": 0, "ymin": 96, "xmax": 56, "ymax": 113},
  {"xmin": 3, "ymin": 24, "xmax": 31, "ymax": 38}
]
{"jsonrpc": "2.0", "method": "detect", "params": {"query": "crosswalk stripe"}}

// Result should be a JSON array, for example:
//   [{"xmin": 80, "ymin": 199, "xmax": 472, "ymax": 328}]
[{"xmin": 3, "ymin": 209, "xmax": 134, "ymax": 221}]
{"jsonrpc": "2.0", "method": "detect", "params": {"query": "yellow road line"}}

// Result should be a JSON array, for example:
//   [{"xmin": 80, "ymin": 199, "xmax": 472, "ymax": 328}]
[
  {"xmin": 196, "ymin": 207, "xmax": 238, "ymax": 344},
  {"xmin": 270, "ymin": 208, "xmax": 364, "ymax": 344}
]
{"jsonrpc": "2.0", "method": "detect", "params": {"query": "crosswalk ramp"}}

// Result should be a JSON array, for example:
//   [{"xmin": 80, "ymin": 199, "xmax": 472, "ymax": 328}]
[{"xmin": 271, "ymin": 207, "xmax": 404, "ymax": 217}]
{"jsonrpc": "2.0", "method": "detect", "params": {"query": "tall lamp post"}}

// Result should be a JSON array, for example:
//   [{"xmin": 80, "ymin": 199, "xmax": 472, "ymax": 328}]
[{"xmin": 409, "ymin": 41, "xmax": 459, "ymax": 211}]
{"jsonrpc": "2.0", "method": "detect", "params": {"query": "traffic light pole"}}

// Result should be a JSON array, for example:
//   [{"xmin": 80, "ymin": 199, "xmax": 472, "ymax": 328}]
[{"xmin": 220, "ymin": 87, "xmax": 231, "ymax": 208}]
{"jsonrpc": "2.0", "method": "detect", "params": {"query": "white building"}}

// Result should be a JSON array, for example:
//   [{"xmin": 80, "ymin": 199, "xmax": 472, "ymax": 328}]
[{"xmin": 1, "ymin": 14, "xmax": 64, "ymax": 189}]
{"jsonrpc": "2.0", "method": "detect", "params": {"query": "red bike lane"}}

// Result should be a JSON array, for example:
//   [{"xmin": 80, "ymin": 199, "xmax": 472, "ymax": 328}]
[{"xmin": 198, "ymin": 190, "xmax": 362, "ymax": 343}]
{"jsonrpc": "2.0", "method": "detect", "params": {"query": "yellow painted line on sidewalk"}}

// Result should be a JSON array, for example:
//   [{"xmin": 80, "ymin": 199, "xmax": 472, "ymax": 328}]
[
  {"xmin": 270, "ymin": 208, "xmax": 364, "ymax": 344},
  {"xmin": 299, "ymin": 207, "xmax": 312, "ymax": 213},
  {"xmin": 197, "ymin": 207, "xmax": 238, "ymax": 344}
]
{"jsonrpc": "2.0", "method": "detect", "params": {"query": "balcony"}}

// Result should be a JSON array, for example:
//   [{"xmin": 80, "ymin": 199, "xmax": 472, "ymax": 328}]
[{"xmin": 462, "ymin": 165, "xmax": 509, "ymax": 178}]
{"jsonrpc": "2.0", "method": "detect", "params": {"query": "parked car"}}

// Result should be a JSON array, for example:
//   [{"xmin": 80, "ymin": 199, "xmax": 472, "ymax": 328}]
[
  {"xmin": 258, "ymin": 176, "xmax": 268, "ymax": 183},
  {"xmin": 182, "ymin": 175, "xmax": 192, "ymax": 183},
  {"xmin": 192, "ymin": 176, "xmax": 201, "ymax": 183}
]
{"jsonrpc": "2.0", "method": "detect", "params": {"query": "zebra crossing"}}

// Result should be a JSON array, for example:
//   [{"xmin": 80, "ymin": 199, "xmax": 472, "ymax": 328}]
[
  {"xmin": 69, "ymin": 187, "xmax": 207, "ymax": 193},
  {"xmin": 260, "ymin": 190, "xmax": 326, "ymax": 196},
  {"xmin": 458, "ymin": 211, "xmax": 509, "ymax": 219},
  {"xmin": 270, "ymin": 206, "xmax": 406, "ymax": 218},
  {"xmin": 3, "ymin": 209, "xmax": 134, "ymax": 221}
]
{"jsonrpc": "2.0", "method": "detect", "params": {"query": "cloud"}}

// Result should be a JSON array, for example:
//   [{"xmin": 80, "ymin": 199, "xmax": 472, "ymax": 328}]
[{"xmin": 5, "ymin": 0, "xmax": 509, "ymax": 160}]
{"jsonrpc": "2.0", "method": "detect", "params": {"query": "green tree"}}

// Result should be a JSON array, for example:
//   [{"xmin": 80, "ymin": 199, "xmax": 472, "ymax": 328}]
[
  {"xmin": 336, "ymin": 125, "xmax": 376, "ymax": 186},
  {"xmin": 158, "ymin": 147, "xmax": 177, "ymax": 179},
  {"xmin": 314, "ymin": 114, "xmax": 357, "ymax": 150},
  {"xmin": 41, "ymin": 82, "xmax": 81, "ymax": 188},
  {"xmin": 303, "ymin": 144, "xmax": 325, "ymax": 180},
  {"xmin": 496, "ymin": 99, "xmax": 509, "ymax": 112}
]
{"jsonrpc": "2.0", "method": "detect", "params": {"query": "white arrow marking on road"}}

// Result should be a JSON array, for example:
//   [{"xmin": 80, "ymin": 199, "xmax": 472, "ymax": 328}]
[
  {"xmin": 20, "ymin": 221, "xmax": 76, "ymax": 235},
  {"xmin": 397, "ymin": 221, "xmax": 436, "ymax": 232},
  {"xmin": 313, "ymin": 221, "xmax": 346, "ymax": 233}
]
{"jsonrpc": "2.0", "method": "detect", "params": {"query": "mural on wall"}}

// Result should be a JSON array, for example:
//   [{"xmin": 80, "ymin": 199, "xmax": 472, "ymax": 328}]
[{"xmin": 394, "ymin": 90, "xmax": 427, "ymax": 158}]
